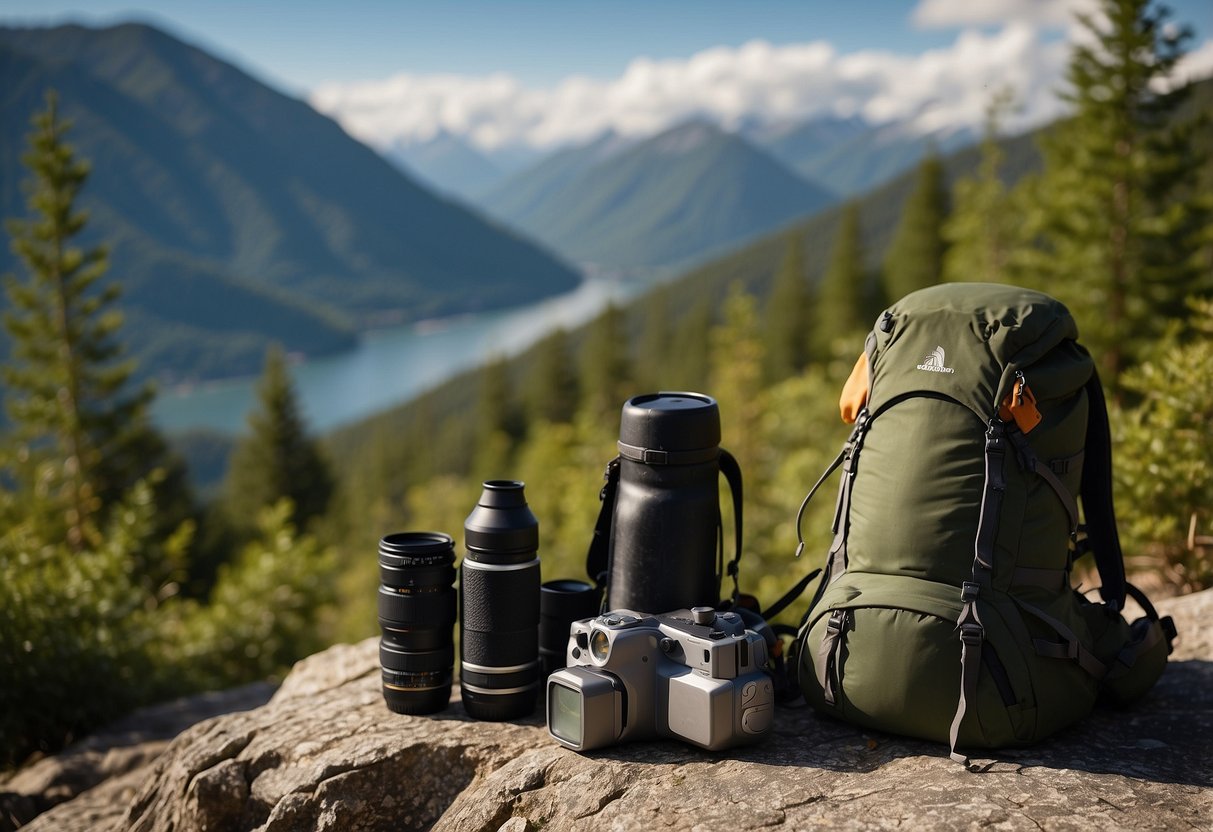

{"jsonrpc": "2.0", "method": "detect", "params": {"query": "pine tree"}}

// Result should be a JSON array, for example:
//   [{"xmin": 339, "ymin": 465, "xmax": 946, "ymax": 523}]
[
  {"xmin": 578, "ymin": 302, "xmax": 632, "ymax": 421},
  {"xmin": 1, "ymin": 93, "xmax": 189, "ymax": 553},
  {"xmin": 943, "ymin": 88, "xmax": 1018, "ymax": 284},
  {"xmin": 1018, "ymin": 0, "xmax": 1208, "ymax": 383},
  {"xmin": 814, "ymin": 202, "xmax": 868, "ymax": 358},
  {"xmin": 882, "ymin": 154, "xmax": 949, "ymax": 304},
  {"xmin": 709, "ymin": 284, "xmax": 766, "ymax": 469},
  {"xmin": 474, "ymin": 354, "xmax": 519, "ymax": 478},
  {"xmin": 523, "ymin": 328, "xmax": 578, "ymax": 425},
  {"xmin": 668, "ymin": 298, "xmax": 712, "ymax": 391},
  {"xmin": 764, "ymin": 234, "xmax": 812, "ymax": 383},
  {"xmin": 223, "ymin": 344, "xmax": 334, "ymax": 533},
  {"xmin": 636, "ymin": 286, "xmax": 672, "ymax": 391}
]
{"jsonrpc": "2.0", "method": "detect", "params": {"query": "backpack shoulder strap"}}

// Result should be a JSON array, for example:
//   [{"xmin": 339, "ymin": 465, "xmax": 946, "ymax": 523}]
[{"xmin": 1081, "ymin": 369, "xmax": 1127, "ymax": 611}]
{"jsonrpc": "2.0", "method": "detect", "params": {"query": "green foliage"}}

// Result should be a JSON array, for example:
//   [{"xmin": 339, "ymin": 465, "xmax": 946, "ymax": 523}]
[
  {"xmin": 2, "ymin": 92, "xmax": 194, "ymax": 580},
  {"xmin": 943, "ymin": 89, "xmax": 1019, "ymax": 284},
  {"xmin": 523, "ymin": 328, "xmax": 578, "ymax": 426},
  {"xmin": 223, "ymin": 344, "xmax": 335, "ymax": 534},
  {"xmin": 882, "ymin": 154, "xmax": 949, "ymax": 304},
  {"xmin": 1014, "ymin": 0, "xmax": 1209, "ymax": 383},
  {"xmin": 157, "ymin": 500, "xmax": 335, "ymax": 691},
  {"xmin": 0, "ymin": 95, "xmax": 337, "ymax": 770},
  {"xmin": 0, "ymin": 479, "xmax": 185, "ymax": 769},
  {"xmin": 763, "ymin": 235, "xmax": 812, "ymax": 382},
  {"xmin": 814, "ymin": 202, "xmax": 868, "ymax": 359},
  {"xmin": 3, "ymin": 93, "xmax": 148, "ymax": 549},
  {"xmin": 1111, "ymin": 299, "xmax": 1213, "ymax": 591},
  {"xmin": 712, "ymin": 285, "xmax": 766, "ymax": 471},
  {"xmin": 578, "ymin": 303, "xmax": 633, "ymax": 423},
  {"xmin": 666, "ymin": 297, "xmax": 713, "ymax": 391}
]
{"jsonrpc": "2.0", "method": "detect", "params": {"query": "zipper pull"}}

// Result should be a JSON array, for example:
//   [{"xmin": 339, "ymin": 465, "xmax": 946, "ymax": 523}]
[{"xmin": 1000, "ymin": 371, "xmax": 1042, "ymax": 434}]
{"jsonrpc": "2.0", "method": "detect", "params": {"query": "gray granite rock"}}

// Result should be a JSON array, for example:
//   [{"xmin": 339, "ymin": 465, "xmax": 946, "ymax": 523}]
[{"xmin": 13, "ymin": 591, "xmax": 1213, "ymax": 831}]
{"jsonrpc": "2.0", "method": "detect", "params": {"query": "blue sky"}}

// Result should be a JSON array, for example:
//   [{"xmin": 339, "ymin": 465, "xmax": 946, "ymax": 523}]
[
  {"xmin": 4, "ymin": 1, "xmax": 1210, "ymax": 156},
  {"xmin": 3, "ymin": 0, "xmax": 1207, "ymax": 92},
  {"xmin": 1, "ymin": 1, "xmax": 960, "ymax": 90}
]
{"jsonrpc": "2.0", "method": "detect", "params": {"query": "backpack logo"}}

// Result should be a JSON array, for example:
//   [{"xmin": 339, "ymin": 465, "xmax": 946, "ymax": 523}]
[{"xmin": 916, "ymin": 346, "xmax": 955, "ymax": 374}]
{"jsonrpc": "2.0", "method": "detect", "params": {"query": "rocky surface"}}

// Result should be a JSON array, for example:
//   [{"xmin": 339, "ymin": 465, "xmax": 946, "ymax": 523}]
[
  {"xmin": 11, "ymin": 591, "xmax": 1213, "ymax": 831},
  {"xmin": 0, "ymin": 682, "xmax": 274, "ymax": 832}
]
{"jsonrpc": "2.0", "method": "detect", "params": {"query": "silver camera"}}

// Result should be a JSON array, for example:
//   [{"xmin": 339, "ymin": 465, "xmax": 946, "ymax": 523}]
[{"xmin": 546, "ymin": 606, "xmax": 774, "ymax": 752}]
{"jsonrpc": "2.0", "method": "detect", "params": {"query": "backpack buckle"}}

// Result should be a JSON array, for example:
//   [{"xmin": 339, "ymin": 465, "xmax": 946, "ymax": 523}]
[
  {"xmin": 826, "ymin": 609, "xmax": 846, "ymax": 635},
  {"xmin": 961, "ymin": 581, "xmax": 981, "ymax": 602},
  {"xmin": 959, "ymin": 622, "xmax": 984, "ymax": 646}
]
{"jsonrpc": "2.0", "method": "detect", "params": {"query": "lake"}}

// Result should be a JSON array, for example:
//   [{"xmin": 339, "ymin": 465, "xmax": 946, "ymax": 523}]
[{"xmin": 151, "ymin": 274, "xmax": 655, "ymax": 436}]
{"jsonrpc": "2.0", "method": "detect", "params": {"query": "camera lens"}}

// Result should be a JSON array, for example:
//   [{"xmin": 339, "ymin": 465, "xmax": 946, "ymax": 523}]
[
  {"xmin": 460, "ymin": 480, "xmax": 541, "ymax": 720},
  {"xmin": 378, "ymin": 532, "xmax": 456, "ymax": 715},
  {"xmin": 539, "ymin": 579, "xmax": 602, "ymax": 678},
  {"xmin": 590, "ymin": 629, "xmax": 611, "ymax": 663}
]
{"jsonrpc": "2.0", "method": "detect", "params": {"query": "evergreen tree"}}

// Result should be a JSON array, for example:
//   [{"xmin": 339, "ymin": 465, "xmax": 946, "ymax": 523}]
[
  {"xmin": 710, "ymin": 284, "xmax": 766, "ymax": 470},
  {"xmin": 764, "ymin": 234, "xmax": 812, "ymax": 383},
  {"xmin": 524, "ymin": 328, "xmax": 578, "ymax": 425},
  {"xmin": 668, "ymin": 298, "xmax": 712, "ymax": 391},
  {"xmin": 1112, "ymin": 299, "xmax": 1213, "ymax": 590},
  {"xmin": 882, "ymin": 154, "xmax": 949, "ymax": 304},
  {"xmin": 943, "ymin": 88, "xmax": 1018, "ymax": 284},
  {"xmin": 474, "ymin": 354, "xmax": 519, "ymax": 477},
  {"xmin": 1018, "ymin": 0, "xmax": 1208, "ymax": 383},
  {"xmin": 578, "ymin": 302, "xmax": 633, "ymax": 420},
  {"xmin": 814, "ymin": 202, "xmax": 868, "ymax": 358},
  {"xmin": 1, "ymin": 93, "xmax": 189, "ymax": 554},
  {"xmin": 223, "ymin": 344, "xmax": 334, "ymax": 533},
  {"xmin": 637, "ymin": 286, "xmax": 673, "ymax": 391}
]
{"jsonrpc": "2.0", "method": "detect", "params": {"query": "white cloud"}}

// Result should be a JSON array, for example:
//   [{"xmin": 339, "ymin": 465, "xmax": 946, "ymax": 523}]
[
  {"xmin": 309, "ymin": 25, "xmax": 1072, "ymax": 156},
  {"xmin": 1175, "ymin": 38, "xmax": 1213, "ymax": 85}
]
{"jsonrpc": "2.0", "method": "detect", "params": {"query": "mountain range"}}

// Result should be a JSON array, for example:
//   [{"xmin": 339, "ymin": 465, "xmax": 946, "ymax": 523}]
[
  {"xmin": 479, "ymin": 120, "xmax": 837, "ymax": 270},
  {"xmin": 382, "ymin": 130, "xmax": 505, "ymax": 202},
  {"xmin": 0, "ymin": 23, "xmax": 579, "ymax": 382},
  {"xmin": 759, "ymin": 117, "xmax": 977, "ymax": 198}
]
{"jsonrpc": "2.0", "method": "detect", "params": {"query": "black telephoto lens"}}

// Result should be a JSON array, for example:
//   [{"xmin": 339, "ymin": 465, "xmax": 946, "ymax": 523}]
[
  {"xmin": 460, "ymin": 480, "xmax": 541, "ymax": 720},
  {"xmin": 378, "ymin": 531, "xmax": 456, "ymax": 715}
]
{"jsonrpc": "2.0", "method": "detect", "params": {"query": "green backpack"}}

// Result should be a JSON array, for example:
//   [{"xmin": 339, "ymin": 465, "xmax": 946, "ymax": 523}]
[{"xmin": 792, "ymin": 283, "xmax": 1177, "ymax": 767}]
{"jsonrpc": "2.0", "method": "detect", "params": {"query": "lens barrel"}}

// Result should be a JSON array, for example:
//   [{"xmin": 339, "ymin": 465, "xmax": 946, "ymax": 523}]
[
  {"xmin": 539, "ymin": 579, "xmax": 602, "ymax": 679},
  {"xmin": 460, "ymin": 480, "xmax": 541, "ymax": 720},
  {"xmin": 378, "ymin": 532, "xmax": 456, "ymax": 715}
]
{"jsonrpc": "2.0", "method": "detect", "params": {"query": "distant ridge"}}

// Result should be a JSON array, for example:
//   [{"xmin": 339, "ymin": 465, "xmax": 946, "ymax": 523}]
[
  {"xmin": 480, "ymin": 120, "xmax": 837, "ymax": 270},
  {"xmin": 0, "ymin": 23, "xmax": 579, "ymax": 382}
]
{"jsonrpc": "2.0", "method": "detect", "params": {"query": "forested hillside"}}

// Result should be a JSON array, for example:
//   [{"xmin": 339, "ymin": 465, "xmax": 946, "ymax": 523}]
[{"xmin": 0, "ymin": 23, "xmax": 579, "ymax": 381}]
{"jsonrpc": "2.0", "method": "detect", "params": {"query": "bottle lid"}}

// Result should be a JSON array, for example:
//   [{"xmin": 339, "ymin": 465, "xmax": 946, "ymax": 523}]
[{"xmin": 618, "ymin": 392, "xmax": 721, "ymax": 459}]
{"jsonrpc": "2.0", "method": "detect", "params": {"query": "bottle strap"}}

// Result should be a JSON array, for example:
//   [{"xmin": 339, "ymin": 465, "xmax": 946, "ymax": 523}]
[
  {"xmin": 584, "ymin": 457, "xmax": 620, "ymax": 605},
  {"xmin": 719, "ymin": 449, "xmax": 744, "ymax": 604}
]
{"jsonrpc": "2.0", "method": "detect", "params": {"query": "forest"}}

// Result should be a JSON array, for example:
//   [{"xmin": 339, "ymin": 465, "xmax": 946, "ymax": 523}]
[{"xmin": 2, "ymin": 0, "xmax": 1211, "ymax": 771}]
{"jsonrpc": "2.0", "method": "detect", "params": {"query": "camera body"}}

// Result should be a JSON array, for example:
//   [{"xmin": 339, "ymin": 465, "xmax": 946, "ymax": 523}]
[{"xmin": 546, "ymin": 606, "xmax": 774, "ymax": 752}]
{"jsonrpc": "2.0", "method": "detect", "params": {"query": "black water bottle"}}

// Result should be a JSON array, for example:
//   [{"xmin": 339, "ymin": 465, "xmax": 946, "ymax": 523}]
[
  {"xmin": 608, "ymin": 392, "xmax": 729, "ymax": 612},
  {"xmin": 460, "ymin": 480, "xmax": 541, "ymax": 720}
]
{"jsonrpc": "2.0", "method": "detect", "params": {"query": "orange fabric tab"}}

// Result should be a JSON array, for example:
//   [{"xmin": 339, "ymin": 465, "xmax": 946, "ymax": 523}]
[
  {"xmin": 839, "ymin": 352, "xmax": 869, "ymax": 424},
  {"xmin": 999, "ymin": 378, "xmax": 1042, "ymax": 434}
]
